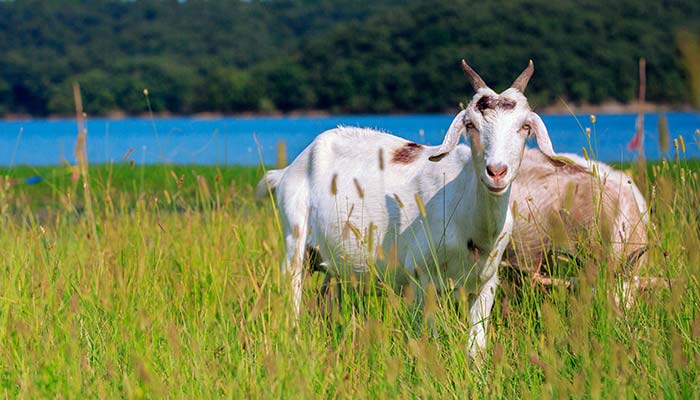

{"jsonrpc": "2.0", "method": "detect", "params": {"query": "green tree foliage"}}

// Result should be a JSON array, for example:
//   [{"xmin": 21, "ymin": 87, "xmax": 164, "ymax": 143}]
[
  {"xmin": 252, "ymin": 58, "xmax": 316, "ymax": 112},
  {"xmin": 0, "ymin": 0, "xmax": 698, "ymax": 116},
  {"xmin": 192, "ymin": 68, "xmax": 260, "ymax": 112}
]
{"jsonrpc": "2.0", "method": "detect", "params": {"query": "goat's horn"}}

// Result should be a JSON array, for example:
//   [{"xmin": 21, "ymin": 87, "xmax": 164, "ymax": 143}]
[
  {"xmin": 461, "ymin": 59, "xmax": 487, "ymax": 92},
  {"xmin": 511, "ymin": 60, "xmax": 534, "ymax": 92}
]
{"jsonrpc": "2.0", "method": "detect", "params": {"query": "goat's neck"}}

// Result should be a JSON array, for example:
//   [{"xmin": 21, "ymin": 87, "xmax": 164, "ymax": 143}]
[{"xmin": 462, "ymin": 180, "xmax": 511, "ymax": 247}]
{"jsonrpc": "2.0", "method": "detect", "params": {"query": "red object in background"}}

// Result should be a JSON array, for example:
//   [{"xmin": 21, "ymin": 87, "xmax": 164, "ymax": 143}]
[
  {"xmin": 628, "ymin": 129, "xmax": 642, "ymax": 151},
  {"xmin": 628, "ymin": 113, "xmax": 643, "ymax": 151}
]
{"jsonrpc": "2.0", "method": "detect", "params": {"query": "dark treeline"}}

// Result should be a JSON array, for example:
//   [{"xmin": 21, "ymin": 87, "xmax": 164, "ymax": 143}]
[{"xmin": 1, "ymin": 0, "xmax": 699, "ymax": 116}]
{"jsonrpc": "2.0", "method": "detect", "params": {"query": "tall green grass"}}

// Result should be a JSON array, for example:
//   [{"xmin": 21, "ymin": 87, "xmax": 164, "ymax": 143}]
[{"xmin": 0, "ymin": 154, "xmax": 698, "ymax": 398}]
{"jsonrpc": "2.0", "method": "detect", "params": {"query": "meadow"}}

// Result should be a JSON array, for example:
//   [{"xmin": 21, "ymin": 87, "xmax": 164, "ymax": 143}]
[{"xmin": 0, "ymin": 151, "xmax": 698, "ymax": 398}]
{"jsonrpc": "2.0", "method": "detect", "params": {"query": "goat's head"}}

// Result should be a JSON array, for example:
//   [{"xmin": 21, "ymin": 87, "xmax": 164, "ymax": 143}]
[{"xmin": 429, "ymin": 59, "xmax": 558, "ymax": 196}]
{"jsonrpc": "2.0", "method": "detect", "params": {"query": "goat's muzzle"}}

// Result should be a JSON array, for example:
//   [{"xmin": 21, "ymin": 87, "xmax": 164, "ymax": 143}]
[
  {"xmin": 484, "ymin": 164, "xmax": 509, "ymax": 193},
  {"xmin": 486, "ymin": 164, "xmax": 508, "ymax": 180}
]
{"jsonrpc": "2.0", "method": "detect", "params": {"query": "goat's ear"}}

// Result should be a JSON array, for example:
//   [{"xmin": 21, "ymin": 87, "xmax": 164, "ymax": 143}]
[
  {"xmin": 529, "ymin": 112, "xmax": 570, "ymax": 166},
  {"xmin": 429, "ymin": 109, "xmax": 468, "ymax": 162}
]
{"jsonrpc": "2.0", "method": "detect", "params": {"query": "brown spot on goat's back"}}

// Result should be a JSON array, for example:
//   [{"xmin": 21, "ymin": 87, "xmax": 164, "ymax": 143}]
[{"xmin": 391, "ymin": 142, "xmax": 424, "ymax": 164}]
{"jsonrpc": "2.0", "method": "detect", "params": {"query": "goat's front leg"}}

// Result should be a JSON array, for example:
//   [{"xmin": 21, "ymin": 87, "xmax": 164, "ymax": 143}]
[
  {"xmin": 466, "ymin": 273, "xmax": 498, "ymax": 360},
  {"xmin": 403, "ymin": 255, "xmax": 433, "ymax": 334}
]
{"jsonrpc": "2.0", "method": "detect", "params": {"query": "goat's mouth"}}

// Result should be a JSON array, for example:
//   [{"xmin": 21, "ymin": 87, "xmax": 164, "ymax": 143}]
[
  {"xmin": 487, "ymin": 185, "xmax": 507, "ymax": 194},
  {"xmin": 481, "ymin": 178, "xmax": 509, "ymax": 195}
]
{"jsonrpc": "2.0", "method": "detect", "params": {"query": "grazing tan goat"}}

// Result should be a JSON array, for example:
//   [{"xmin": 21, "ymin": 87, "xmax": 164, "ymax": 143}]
[{"xmin": 506, "ymin": 149, "xmax": 650, "ymax": 305}]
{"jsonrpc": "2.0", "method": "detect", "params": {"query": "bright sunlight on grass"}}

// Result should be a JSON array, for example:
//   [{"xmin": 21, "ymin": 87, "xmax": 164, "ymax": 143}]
[{"xmin": 0, "ymin": 151, "xmax": 698, "ymax": 397}]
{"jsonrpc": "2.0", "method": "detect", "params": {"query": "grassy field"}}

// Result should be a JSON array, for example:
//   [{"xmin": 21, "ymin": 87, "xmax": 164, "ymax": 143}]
[{"xmin": 0, "ymin": 154, "xmax": 698, "ymax": 398}]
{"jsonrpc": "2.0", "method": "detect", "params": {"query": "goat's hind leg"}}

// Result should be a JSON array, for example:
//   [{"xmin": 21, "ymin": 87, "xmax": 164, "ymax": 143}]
[{"xmin": 281, "ymin": 215, "xmax": 310, "ymax": 317}]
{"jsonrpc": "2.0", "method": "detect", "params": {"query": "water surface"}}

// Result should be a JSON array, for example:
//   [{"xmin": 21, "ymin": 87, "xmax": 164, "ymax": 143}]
[{"xmin": 0, "ymin": 113, "xmax": 698, "ymax": 167}]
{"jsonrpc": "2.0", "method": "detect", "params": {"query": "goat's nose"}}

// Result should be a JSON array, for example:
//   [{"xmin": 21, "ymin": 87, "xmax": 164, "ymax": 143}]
[{"xmin": 486, "ymin": 164, "xmax": 508, "ymax": 179}]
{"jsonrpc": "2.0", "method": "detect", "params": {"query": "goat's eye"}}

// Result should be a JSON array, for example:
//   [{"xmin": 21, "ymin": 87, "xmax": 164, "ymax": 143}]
[
  {"xmin": 465, "ymin": 121, "xmax": 475, "ymax": 130},
  {"xmin": 521, "ymin": 123, "xmax": 531, "ymax": 131}
]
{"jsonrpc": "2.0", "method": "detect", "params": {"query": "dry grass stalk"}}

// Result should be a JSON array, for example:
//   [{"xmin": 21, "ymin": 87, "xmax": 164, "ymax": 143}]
[
  {"xmin": 72, "ymin": 82, "xmax": 101, "ymax": 261},
  {"xmin": 277, "ymin": 140, "xmax": 287, "ymax": 169}
]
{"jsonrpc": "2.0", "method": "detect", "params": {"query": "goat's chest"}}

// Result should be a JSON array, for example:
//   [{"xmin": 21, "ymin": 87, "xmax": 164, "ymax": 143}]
[{"xmin": 425, "ymin": 236, "xmax": 498, "ymax": 294}]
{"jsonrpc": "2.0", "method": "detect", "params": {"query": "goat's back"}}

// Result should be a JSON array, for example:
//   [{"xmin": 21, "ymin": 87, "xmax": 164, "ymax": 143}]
[
  {"xmin": 270, "ymin": 126, "xmax": 476, "ymax": 282},
  {"xmin": 507, "ymin": 149, "xmax": 647, "ymax": 275}
]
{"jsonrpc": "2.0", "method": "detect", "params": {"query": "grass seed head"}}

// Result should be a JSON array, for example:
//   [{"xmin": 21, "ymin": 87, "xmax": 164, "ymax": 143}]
[
  {"xmin": 330, "ymin": 173, "xmax": 338, "ymax": 195},
  {"xmin": 414, "ymin": 193, "xmax": 426, "ymax": 217},
  {"xmin": 367, "ymin": 222, "xmax": 376, "ymax": 254},
  {"xmin": 679, "ymin": 134, "xmax": 686, "ymax": 153},
  {"xmin": 393, "ymin": 193, "xmax": 404, "ymax": 209},
  {"xmin": 344, "ymin": 221, "xmax": 362, "ymax": 242},
  {"xmin": 197, "ymin": 175, "xmax": 211, "ymax": 201},
  {"xmin": 353, "ymin": 178, "xmax": 364, "ymax": 199},
  {"xmin": 423, "ymin": 284, "xmax": 437, "ymax": 321}
]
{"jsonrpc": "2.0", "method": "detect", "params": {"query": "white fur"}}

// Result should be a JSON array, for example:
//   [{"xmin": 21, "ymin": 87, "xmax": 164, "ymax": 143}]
[{"xmin": 260, "ymin": 66, "xmax": 558, "ymax": 357}]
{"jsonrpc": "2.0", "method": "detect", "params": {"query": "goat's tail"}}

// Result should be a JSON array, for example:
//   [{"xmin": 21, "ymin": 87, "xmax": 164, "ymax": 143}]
[{"xmin": 256, "ymin": 168, "xmax": 285, "ymax": 200}]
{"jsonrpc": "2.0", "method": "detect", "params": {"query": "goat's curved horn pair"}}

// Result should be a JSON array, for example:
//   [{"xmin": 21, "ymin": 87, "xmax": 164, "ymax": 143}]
[
  {"xmin": 430, "ymin": 59, "xmax": 536, "ymax": 162},
  {"xmin": 460, "ymin": 59, "xmax": 534, "ymax": 93}
]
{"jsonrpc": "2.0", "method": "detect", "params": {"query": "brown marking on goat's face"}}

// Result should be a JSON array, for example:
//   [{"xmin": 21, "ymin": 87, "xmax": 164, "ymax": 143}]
[
  {"xmin": 476, "ymin": 96, "xmax": 498, "ymax": 112},
  {"xmin": 475, "ymin": 95, "xmax": 517, "ymax": 114},
  {"xmin": 500, "ymin": 99, "xmax": 516, "ymax": 110},
  {"xmin": 391, "ymin": 142, "xmax": 424, "ymax": 164}
]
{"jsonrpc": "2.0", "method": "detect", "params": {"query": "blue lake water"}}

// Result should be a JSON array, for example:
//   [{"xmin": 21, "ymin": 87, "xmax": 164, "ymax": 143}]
[{"xmin": 0, "ymin": 113, "xmax": 698, "ymax": 167}]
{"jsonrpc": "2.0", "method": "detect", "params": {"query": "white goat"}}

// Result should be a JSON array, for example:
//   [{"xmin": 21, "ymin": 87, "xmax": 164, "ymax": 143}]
[
  {"xmin": 259, "ymin": 60, "xmax": 563, "ymax": 356},
  {"xmin": 506, "ymin": 148, "xmax": 649, "ymax": 304}
]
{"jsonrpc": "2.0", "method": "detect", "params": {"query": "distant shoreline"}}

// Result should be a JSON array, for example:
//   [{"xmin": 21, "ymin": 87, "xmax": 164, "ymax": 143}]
[
  {"xmin": 1, "ymin": 102, "xmax": 697, "ymax": 121},
  {"xmin": 538, "ymin": 100, "xmax": 698, "ymax": 116}
]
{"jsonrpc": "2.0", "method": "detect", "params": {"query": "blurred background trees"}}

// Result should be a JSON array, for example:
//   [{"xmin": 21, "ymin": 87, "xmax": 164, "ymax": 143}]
[{"xmin": 0, "ymin": 0, "xmax": 698, "ymax": 116}]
